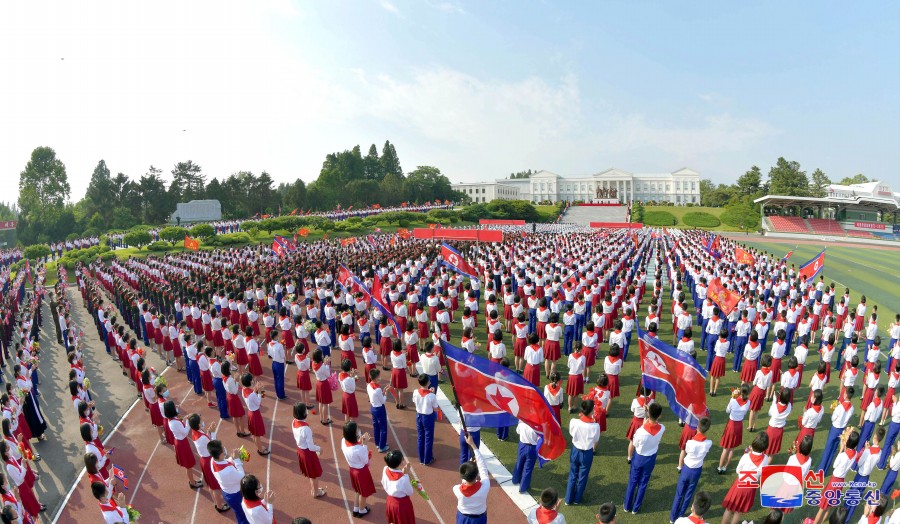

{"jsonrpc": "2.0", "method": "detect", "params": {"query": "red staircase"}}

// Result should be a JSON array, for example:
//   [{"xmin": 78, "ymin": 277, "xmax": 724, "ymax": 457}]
[
  {"xmin": 767, "ymin": 216, "xmax": 811, "ymax": 233},
  {"xmin": 806, "ymin": 218, "xmax": 845, "ymax": 235}
]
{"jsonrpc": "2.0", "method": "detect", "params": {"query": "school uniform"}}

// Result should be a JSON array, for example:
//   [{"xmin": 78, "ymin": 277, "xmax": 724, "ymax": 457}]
[
  {"xmin": 98, "ymin": 498, "xmax": 131, "ymax": 524},
  {"xmin": 794, "ymin": 404, "xmax": 824, "ymax": 449},
  {"xmin": 190, "ymin": 429, "xmax": 221, "ymax": 490},
  {"xmin": 818, "ymin": 400, "xmax": 854, "ymax": 473},
  {"xmin": 624, "ymin": 419, "xmax": 664, "ymax": 513},
  {"xmin": 858, "ymin": 397, "xmax": 884, "ymax": 452},
  {"xmin": 881, "ymin": 401, "xmax": 900, "ymax": 469},
  {"xmin": 670, "ymin": 431, "xmax": 711, "ymax": 522},
  {"xmin": 241, "ymin": 497, "xmax": 274, "ymax": 524},
  {"xmin": 765, "ymin": 400, "xmax": 791, "ymax": 456},
  {"xmin": 340, "ymin": 371, "xmax": 359, "ymax": 418},
  {"xmin": 453, "ymin": 447, "xmax": 490, "ymax": 524},
  {"xmin": 544, "ymin": 383, "xmax": 563, "ymax": 422},
  {"xmin": 844, "ymin": 444, "xmax": 882, "ymax": 523},
  {"xmin": 526, "ymin": 507, "xmax": 566, "ymax": 524},
  {"xmin": 512, "ymin": 421, "xmax": 539, "ymax": 493},
  {"xmin": 211, "ymin": 457, "xmax": 249, "ymax": 524},
  {"xmin": 414, "ymin": 386, "xmax": 438, "ymax": 464},
  {"xmin": 382, "ymin": 467, "xmax": 416, "ymax": 524},
  {"xmin": 242, "ymin": 387, "xmax": 266, "ymax": 437},
  {"xmin": 313, "ymin": 361, "xmax": 333, "ymax": 405},
  {"xmin": 564, "ymin": 415, "xmax": 600, "ymax": 505},
  {"xmin": 168, "ymin": 417, "xmax": 197, "ymax": 470},
  {"xmin": 292, "ymin": 418, "xmax": 323, "ymax": 479},
  {"xmin": 566, "ymin": 352, "xmax": 585, "ymax": 397},
  {"xmin": 721, "ymin": 450, "xmax": 769, "ymax": 514},
  {"xmin": 821, "ymin": 447, "xmax": 857, "ymax": 510},
  {"xmin": 523, "ymin": 344, "xmax": 543, "ymax": 387},
  {"xmin": 882, "ymin": 452, "xmax": 900, "ymax": 497},
  {"xmin": 720, "ymin": 397, "xmax": 750, "ymax": 449},
  {"xmin": 342, "ymin": 438, "xmax": 376, "ymax": 497}
]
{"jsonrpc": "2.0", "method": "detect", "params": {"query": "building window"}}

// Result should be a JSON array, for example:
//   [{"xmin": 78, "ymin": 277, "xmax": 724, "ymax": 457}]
[
  {"xmin": 666, "ymin": 183, "xmax": 671, "ymax": 191},
  {"xmin": 691, "ymin": 181, "xmax": 696, "ymax": 191},
  {"xmin": 691, "ymin": 196, "xmax": 697, "ymax": 203},
  {"xmin": 676, "ymin": 195, "xmax": 681, "ymax": 203},
  {"xmin": 675, "ymin": 181, "xmax": 680, "ymax": 191}
]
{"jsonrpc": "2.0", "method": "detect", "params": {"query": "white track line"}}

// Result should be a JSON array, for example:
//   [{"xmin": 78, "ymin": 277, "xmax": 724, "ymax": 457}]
[
  {"xmin": 325, "ymin": 416, "xmax": 354, "ymax": 522},
  {"xmin": 127, "ymin": 440, "xmax": 161, "ymax": 505},
  {"xmin": 265, "ymin": 398, "xmax": 279, "ymax": 492},
  {"xmin": 385, "ymin": 404, "xmax": 446, "ymax": 524}
]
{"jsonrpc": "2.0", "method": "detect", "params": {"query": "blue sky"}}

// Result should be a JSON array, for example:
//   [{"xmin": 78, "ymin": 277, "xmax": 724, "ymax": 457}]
[{"xmin": 1, "ymin": 1, "xmax": 898, "ymax": 202}]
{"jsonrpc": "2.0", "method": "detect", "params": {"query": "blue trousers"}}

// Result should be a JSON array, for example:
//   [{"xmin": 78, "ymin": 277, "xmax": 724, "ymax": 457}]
[
  {"xmin": 623, "ymin": 331, "xmax": 633, "ymax": 361},
  {"xmin": 705, "ymin": 336, "xmax": 717, "ymax": 371},
  {"xmin": 624, "ymin": 452, "xmax": 657, "ymax": 512},
  {"xmin": 371, "ymin": 405, "xmax": 388, "ymax": 450},
  {"xmin": 785, "ymin": 324, "xmax": 797, "ymax": 353},
  {"xmin": 187, "ymin": 360, "xmax": 202, "ymax": 394},
  {"xmin": 881, "ymin": 421, "xmax": 900, "ymax": 469},
  {"xmin": 565, "ymin": 447, "xmax": 594, "ymax": 504},
  {"xmin": 213, "ymin": 378, "xmax": 230, "ymax": 419},
  {"xmin": 843, "ymin": 473, "xmax": 870, "ymax": 523},
  {"xmin": 318, "ymin": 344, "xmax": 331, "ymax": 358},
  {"xmin": 670, "ymin": 465, "xmax": 702, "ymax": 522},
  {"xmin": 459, "ymin": 429, "xmax": 480, "ymax": 464},
  {"xmin": 272, "ymin": 361, "xmax": 286, "ymax": 399},
  {"xmin": 328, "ymin": 319, "xmax": 337, "ymax": 347},
  {"xmin": 428, "ymin": 374, "xmax": 439, "ymax": 392},
  {"xmin": 732, "ymin": 336, "xmax": 748, "ymax": 371},
  {"xmin": 456, "ymin": 512, "xmax": 487, "ymax": 524},
  {"xmin": 699, "ymin": 319, "xmax": 709, "ymax": 348},
  {"xmin": 528, "ymin": 309, "xmax": 537, "ymax": 334},
  {"xmin": 140, "ymin": 318, "xmax": 149, "ymax": 345},
  {"xmin": 512, "ymin": 442, "xmax": 537, "ymax": 493},
  {"xmin": 574, "ymin": 314, "xmax": 585, "ymax": 339},
  {"xmin": 563, "ymin": 325, "xmax": 575, "ymax": 356},
  {"xmin": 496, "ymin": 425, "xmax": 509, "ymax": 440},
  {"xmin": 416, "ymin": 412, "xmax": 436, "ymax": 464},
  {"xmin": 858, "ymin": 421, "xmax": 875, "ymax": 452},
  {"xmin": 883, "ymin": 468, "xmax": 899, "ymax": 497},
  {"xmin": 222, "ymin": 490, "xmax": 249, "ymax": 524},
  {"xmin": 818, "ymin": 424, "xmax": 845, "ymax": 473}
]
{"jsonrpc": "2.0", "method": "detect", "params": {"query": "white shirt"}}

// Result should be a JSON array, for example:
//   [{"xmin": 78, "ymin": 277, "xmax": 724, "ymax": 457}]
[
  {"xmin": 381, "ymin": 467, "xmax": 415, "ymax": 498},
  {"xmin": 211, "ymin": 457, "xmax": 246, "ymax": 494},
  {"xmin": 726, "ymin": 398, "xmax": 750, "ymax": 421},
  {"xmin": 516, "ymin": 421, "xmax": 540, "ymax": 445},
  {"xmin": 292, "ymin": 420, "xmax": 320, "ymax": 452},
  {"xmin": 414, "ymin": 388, "xmax": 438, "ymax": 415},
  {"xmin": 342, "ymin": 440, "xmax": 369, "ymax": 469},
  {"xmin": 767, "ymin": 402, "xmax": 792, "ymax": 428},
  {"xmin": 452, "ymin": 449, "xmax": 490, "ymax": 515},
  {"xmin": 368, "ymin": 382, "xmax": 385, "ymax": 408},
  {"xmin": 568, "ymin": 417, "xmax": 600, "ymax": 451},
  {"xmin": 632, "ymin": 421, "xmax": 665, "ymax": 456},
  {"xmin": 683, "ymin": 434, "xmax": 712, "ymax": 469}
]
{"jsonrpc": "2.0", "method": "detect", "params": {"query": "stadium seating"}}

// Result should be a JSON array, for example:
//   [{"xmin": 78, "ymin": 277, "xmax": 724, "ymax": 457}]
[
  {"xmin": 806, "ymin": 218, "xmax": 846, "ymax": 235},
  {"xmin": 847, "ymin": 230, "xmax": 876, "ymax": 239},
  {"xmin": 767, "ymin": 216, "xmax": 811, "ymax": 233}
]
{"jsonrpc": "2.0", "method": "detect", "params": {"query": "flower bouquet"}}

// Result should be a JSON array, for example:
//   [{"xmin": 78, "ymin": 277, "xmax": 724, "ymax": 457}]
[
  {"xmin": 18, "ymin": 443, "xmax": 33, "ymax": 462},
  {"xmin": 238, "ymin": 445, "xmax": 251, "ymax": 463},
  {"xmin": 410, "ymin": 478, "xmax": 429, "ymax": 500},
  {"xmin": 303, "ymin": 320, "xmax": 316, "ymax": 335},
  {"xmin": 83, "ymin": 378, "xmax": 91, "ymax": 390},
  {"xmin": 126, "ymin": 505, "xmax": 141, "ymax": 521},
  {"xmin": 16, "ymin": 389, "xmax": 26, "ymax": 402},
  {"xmin": 98, "ymin": 425, "xmax": 105, "ymax": 436},
  {"xmin": 153, "ymin": 375, "xmax": 167, "ymax": 388}
]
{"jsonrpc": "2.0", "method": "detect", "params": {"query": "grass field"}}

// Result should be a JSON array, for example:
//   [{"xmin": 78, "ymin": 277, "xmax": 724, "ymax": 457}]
[
  {"xmin": 439, "ymin": 239, "xmax": 899, "ymax": 524},
  {"xmin": 643, "ymin": 205, "xmax": 750, "ymax": 232},
  {"xmin": 736, "ymin": 237, "xmax": 900, "ymax": 340}
]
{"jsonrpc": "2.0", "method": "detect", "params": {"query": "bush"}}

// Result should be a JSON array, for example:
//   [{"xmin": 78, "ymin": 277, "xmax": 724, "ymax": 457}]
[
  {"xmin": 147, "ymin": 241, "xmax": 170, "ymax": 252},
  {"xmin": 23, "ymin": 244, "xmax": 51, "ymax": 260},
  {"xmin": 99, "ymin": 252, "xmax": 116, "ymax": 262},
  {"xmin": 217, "ymin": 232, "xmax": 251, "ymax": 245},
  {"xmin": 643, "ymin": 210, "xmax": 678, "ymax": 226},
  {"xmin": 682, "ymin": 211, "xmax": 721, "ymax": 228},
  {"xmin": 159, "ymin": 226, "xmax": 188, "ymax": 244},
  {"xmin": 123, "ymin": 230, "xmax": 152, "ymax": 249},
  {"xmin": 189, "ymin": 223, "xmax": 215, "ymax": 240},
  {"xmin": 721, "ymin": 204, "xmax": 760, "ymax": 229}
]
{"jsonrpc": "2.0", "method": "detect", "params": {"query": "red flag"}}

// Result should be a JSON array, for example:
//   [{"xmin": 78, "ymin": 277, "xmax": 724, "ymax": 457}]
[
  {"xmin": 298, "ymin": 228, "xmax": 310, "ymax": 238},
  {"xmin": 707, "ymin": 278, "xmax": 740, "ymax": 315},
  {"xmin": 428, "ymin": 223, "xmax": 438, "ymax": 229},
  {"xmin": 631, "ymin": 233, "xmax": 639, "ymax": 246},
  {"xmin": 441, "ymin": 243, "xmax": 479, "ymax": 279},
  {"xmin": 396, "ymin": 228, "xmax": 411, "ymax": 239},
  {"xmin": 323, "ymin": 232, "xmax": 328, "ymax": 239},
  {"xmin": 184, "ymin": 235, "xmax": 199, "ymax": 251},
  {"xmin": 639, "ymin": 331, "xmax": 708, "ymax": 425},
  {"xmin": 339, "ymin": 237, "xmax": 357, "ymax": 247},
  {"xmin": 798, "ymin": 248, "xmax": 826, "ymax": 281},
  {"xmin": 734, "ymin": 247, "xmax": 756, "ymax": 265},
  {"xmin": 337, "ymin": 264, "xmax": 354, "ymax": 292},
  {"xmin": 347, "ymin": 205, "xmax": 353, "ymax": 211},
  {"xmin": 289, "ymin": 208, "xmax": 298, "ymax": 216}
]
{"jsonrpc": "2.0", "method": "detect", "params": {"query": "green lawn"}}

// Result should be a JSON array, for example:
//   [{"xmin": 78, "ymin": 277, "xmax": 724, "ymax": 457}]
[
  {"xmin": 643, "ymin": 205, "xmax": 749, "ymax": 232},
  {"xmin": 735, "ymin": 238, "xmax": 900, "ymax": 340}
]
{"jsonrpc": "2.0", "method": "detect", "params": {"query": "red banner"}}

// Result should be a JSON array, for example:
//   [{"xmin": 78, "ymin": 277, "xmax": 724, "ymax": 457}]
[
  {"xmin": 413, "ymin": 228, "xmax": 503, "ymax": 242},
  {"xmin": 707, "ymin": 277, "xmax": 740, "ymax": 315},
  {"xmin": 734, "ymin": 247, "xmax": 756, "ymax": 265},
  {"xmin": 854, "ymin": 221, "xmax": 886, "ymax": 230},
  {"xmin": 478, "ymin": 219, "xmax": 525, "ymax": 225},
  {"xmin": 589, "ymin": 222, "xmax": 643, "ymax": 229},
  {"xmin": 339, "ymin": 237, "xmax": 357, "ymax": 247},
  {"xmin": 184, "ymin": 235, "xmax": 199, "ymax": 251},
  {"xmin": 0, "ymin": 221, "xmax": 16, "ymax": 231}
]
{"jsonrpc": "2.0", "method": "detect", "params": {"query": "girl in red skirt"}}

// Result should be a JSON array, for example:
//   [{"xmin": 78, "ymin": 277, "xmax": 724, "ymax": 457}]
[
  {"xmin": 626, "ymin": 387, "xmax": 652, "ymax": 462},
  {"xmin": 860, "ymin": 361, "xmax": 882, "ymax": 416},
  {"xmin": 390, "ymin": 340, "xmax": 408, "ymax": 410},
  {"xmin": 142, "ymin": 371, "xmax": 165, "ymax": 443},
  {"xmin": 245, "ymin": 327, "xmax": 263, "ymax": 377},
  {"xmin": 293, "ymin": 343, "xmax": 312, "ymax": 408},
  {"xmin": 523, "ymin": 334, "xmax": 543, "ymax": 387},
  {"xmin": 187, "ymin": 413, "xmax": 227, "ymax": 512},
  {"xmin": 341, "ymin": 421, "xmax": 375, "ymax": 519},
  {"xmin": 765, "ymin": 388, "xmax": 793, "ymax": 456},
  {"xmin": 794, "ymin": 389, "xmax": 824, "ymax": 449},
  {"xmin": 339, "ymin": 360, "xmax": 360, "ymax": 421},
  {"xmin": 198, "ymin": 345, "xmax": 216, "ymax": 408},
  {"xmin": 536, "ymin": 300, "xmax": 550, "ymax": 344},
  {"xmin": 581, "ymin": 320, "xmax": 599, "ymax": 380},
  {"xmin": 807, "ymin": 361, "xmax": 828, "ymax": 411},
  {"xmin": 565, "ymin": 343, "xmax": 586, "ymax": 413},
  {"xmin": 747, "ymin": 355, "xmax": 773, "ymax": 432},
  {"xmin": 708, "ymin": 328, "xmax": 730, "ymax": 396},
  {"xmin": 512, "ymin": 313, "xmax": 528, "ymax": 373},
  {"xmin": 338, "ymin": 325, "xmax": 358, "ymax": 370},
  {"xmin": 1, "ymin": 441, "xmax": 45, "ymax": 516},
  {"xmin": 163, "ymin": 401, "xmax": 203, "ymax": 489},
  {"xmin": 379, "ymin": 319, "xmax": 395, "ymax": 370},
  {"xmin": 292, "ymin": 403, "xmax": 326, "ymax": 498},
  {"xmin": 585, "ymin": 373, "xmax": 611, "ymax": 432},
  {"xmin": 543, "ymin": 313, "xmax": 562, "ymax": 377},
  {"xmin": 361, "ymin": 337, "xmax": 378, "ymax": 383},
  {"xmin": 603, "ymin": 344, "xmax": 622, "ymax": 398},
  {"xmin": 240, "ymin": 374, "xmax": 270, "ymax": 456},
  {"xmin": 312, "ymin": 350, "xmax": 333, "ymax": 425},
  {"xmin": 222, "ymin": 362, "xmax": 250, "ymax": 437},
  {"xmin": 717, "ymin": 384, "xmax": 751, "ymax": 474},
  {"xmin": 232, "ymin": 325, "xmax": 249, "ymax": 375},
  {"xmin": 157, "ymin": 387, "xmax": 175, "ymax": 445},
  {"xmin": 382, "ymin": 449, "xmax": 416, "ymax": 524},
  {"xmin": 721, "ymin": 432, "xmax": 769, "ymax": 524},
  {"xmin": 544, "ymin": 373, "xmax": 563, "ymax": 423}
]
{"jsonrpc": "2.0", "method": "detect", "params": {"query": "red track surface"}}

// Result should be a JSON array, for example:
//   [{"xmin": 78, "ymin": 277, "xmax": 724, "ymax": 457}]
[{"xmin": 58, "ymin": 361, "xmax": 522, "ymax": 523}]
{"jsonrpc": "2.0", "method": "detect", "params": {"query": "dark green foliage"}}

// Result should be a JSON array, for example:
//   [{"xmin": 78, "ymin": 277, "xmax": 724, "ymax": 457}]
[
  {"xmin": 682, "ymin": 212, "xmax": 721, "ymax": 228},
  {"xmin": 643, "ymin": 210, "xmax": 678, "ymax": 226}
]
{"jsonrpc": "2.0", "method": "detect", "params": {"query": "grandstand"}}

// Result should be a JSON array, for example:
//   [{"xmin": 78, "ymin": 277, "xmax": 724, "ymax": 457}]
[{"xmin": 755, "ymin": 179, "xmax": 899, "ymax": 242}]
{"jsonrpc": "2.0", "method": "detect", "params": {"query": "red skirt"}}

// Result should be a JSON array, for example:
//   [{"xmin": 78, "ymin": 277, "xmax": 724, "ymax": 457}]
[
  {"xmin": 316, "ymin": 381, "xmax": 333, "ymax": 405},
  {"xmin": 248, "ymin": 354, "xmax": 263, "ymax": 376},
  {"xmin": 163, "ymin": 335, "xmax": 173, "ymax": 353},
  {"xmin": 213, "ymin": 330, "xmax": 224, "ymax": 347},
  {"xmin": 296, "ymin": 370, "xmax": 312, "ymax": 391},
  {"xmin": 204, "ymin": 324, "xmax": 214, "ymax": 341},
  {"xmin": 748, "ymin": 386, "xmax": 766, "ymax": 412},
  {"xmin": 861, "ymin": 387, "xmax": 875, "ymax": 411},
  {"xmin": 297, "ymin": 447, "xmax": 323, "ymax": 479},
  {"xmin": 200, "ymin": 370, "xmax": 214, "ymax": 392},
  {"xmin": 391, "ymin": 368, "xmax": 408, "ymax": 390},
  {"xmin": 513, "ymin": 338, "xmax": 527, "ymax": 358},
  {"xmin": 406, "ymin": 347, "xmax": 419, "ymax": 365},
  {"xmin": 820, "ymin": 476, "xmax": 844, "ymax": 509},
  {"xmin": 766, "ymin": 426, "xmax": 785, "ymax": 455},
  {"xmin": 720, "ymin": 419, "xmax": 743, "ymax": 449},
  {"xmin": 740, "ymin": 359, "xmax": 758, "ymax": 384},
  {"xmin": 17, "ymin": 481, "xmax": 41, "ymax": 518},
  {"xmin": 224, "ymin": 338, "xmax": 234, "ymax": 355},
  {"xmin": 350, "ymin": 466, "xmax": 376, "ymax": 497},
  {"xmin": 236, "ymin": 347, "xmax": 249, "ymax": 366},
  {"xmin": 524, "ymin": 364, "xmax": 541, "ymax": 387},
  {"xmin": 679, "ymin": 424, "xmax": 698, "ymax": 450},
  {"xmin": 248, "ymin": 409, "xmax": 266, "ymax": 437},
  {"xmin": 342, "ymin": 350, "xmax": 359, "ymax": 369},
  {"xmin": 626, "ymin": 416, "xmax": 643, "ymax": 440},
  {"xmin": 722, "ymin": 481, "xmax": 757, "ymax": 514},
  {"xmin": 583, "ymin": 346, "xmax": 597, "ymax": 367},
  {"xmin": 380, "ymin": 337, "xmax": 393, "ymax": 357},
  {"xmin": 385, "ymin": 495, "xmax": 416, "ymax": 524},
  {"xmin": 551, "ymin": 404, "xmax": 561, "ymax": 422},
  {"xmin": 365, "ymin": 363, "xmax": 377, "ymax": 383},
  {"xmin": 710, "ymin": 356, "xmax": 726, "ymax": 378},
  {"xmin": 282, "ymin": 330, "xmax": 295, "ymax": 349},
  {"xmin": 174, "ymin": 438, "xmax": 196, "ymax": 469},
  {"xmin": 566, "ymin": 374, "xmax": 584, "ymax": 397},
  {"xmin": 154, "ymin": 328, "xmax": 163, "ymax": 345},
  {"xmin": 164, "ymin": 421, "xmax": 175, "ymax": 445},
  {"xmin": 536, "ymin": 322, "xmax": 547, "ymax": 340},
  {"xmin": 265, "ymin": 327, "xmax": 274, "ymax": 344},
  {"xmin": 544, "ymin": 340, "xmax": 561, "ymax": 361},
  {"xmin": 595, "ymin": 408, "xmax": 607, "ymax": 432},
  {"xmin": 200, "ymin": 456, "xmax": 221, "ymax": 490},
  {"xmin": 173, "ymin": 341, "xmax": 183, "ymax": 359},
  {"xmin": 771, "ymin": 358, "xmax": 783, "ymax": 383},
  {"xmin": 854, "ymin": 315, "xmax": 864, "ymax": 332},
  {"xmin": 342, "ymin": 392, "xmax": 359, "ymax": 418},
  {"xmin": 503, "ymin": 304, "xmax": 513, "ymax": 320},
  {"xmin": 227, "ymin": 393, "xmax": 246, "ymax": 418},
  {"xmin": 608, "ymin": 374, "xmax": 620, "ymax": 398},
  {"xmin": 417, "ymin": 322, "xmax": 429, "ymax": 339},
  {"xmin": 794, "ymin": 426, "xmax": 816, "ymax": 448},
  {"xmin": 149, "ymin": 401, "xmax": 164, "ymax": 427}
]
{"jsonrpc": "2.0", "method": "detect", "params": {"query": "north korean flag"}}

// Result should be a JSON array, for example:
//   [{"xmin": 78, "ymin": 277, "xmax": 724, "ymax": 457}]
[
  {"xmin": 638, "ymin": 329, "xmax": 709, "ymax": 427},
  {"xmin": 353, "ymin": 275, "xmax": 401, "ymax": 335},
  {"xmin": 441, "ymin": 243, "xmax": 479, "ymax": 282},
  {"xmin": 798, "ymin": 248, "xmax": 826, "ymax": 281},
  {"xmin": 441, "ymin": 340, "xmax": 565, "ymax": 461}
]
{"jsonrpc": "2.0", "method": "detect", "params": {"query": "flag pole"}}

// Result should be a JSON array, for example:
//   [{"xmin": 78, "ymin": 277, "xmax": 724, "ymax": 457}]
[{"xmin": 439, "ymin": 341, "xmax": 470, "ymax": 439}]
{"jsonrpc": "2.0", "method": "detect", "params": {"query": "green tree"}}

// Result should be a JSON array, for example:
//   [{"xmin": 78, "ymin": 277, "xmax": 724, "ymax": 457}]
[
  {"xmin": 380, "ymin": 140, "xmax": 402, "ymax": 180},
  {"xmin": 698, "ymin": 179, "xmax": 717, "ymax": 206},
  {"xmin": 170, "ymin": 161, "xmax": 205, "ymax": 201},
  {"xmin": 809, "ymin": 168, "xmax": 831, "ymax": 198},
  {"xmin": 123, "ymin": 230, "xmax": 152, "ymax": 249},
  {"xmin": 631, "ymin": 201, "xmax": 645, "ymax": 222},
  {"xmin": 838, "ymin": 174, "xmax": 869, "ymax": 185},
  {"xmin": 363, "ymin": 144, "xmax": 382, "ymax": 181},
  {"xmin": 379, "ymin": 173, "xmax": 406, "ymax": 207},
  {"xmin": 159, "ymin": 226, "xmax": 188, "ymax": 244},
  {"xmin": 84, "ymin": 159, "xmax": 113, "ymax": 227},
  {"xmin": 189, "ymin": 223, "xmax": 215, "ymax": 240},
  {"xmin": 279, "ymin": 178, "xmax": 308, "ymax": 212},
  {"xmin": 736, "ymin": 166, "xmax": 762, "ymax": 197},
  {"xmin": 767, "ymin": 157, "xmax": 809, "ymax": 196},
  {"xmin": 18, "ymin": 146, "xmax": 71, "ymax": 244},
  {"xmin": 138, "ymin": 166, "xmax": 173, "ymax": 224}
]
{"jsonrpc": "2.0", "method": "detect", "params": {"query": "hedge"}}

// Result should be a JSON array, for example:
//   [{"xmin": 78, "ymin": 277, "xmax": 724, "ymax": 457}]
[
  {"xmin": 682, "ymin": 211, "xmax": 721, "ymax": 228},
  {"xmin": 721, "ymin": 204, "xmax": 760, "ymax": 229},
  {"xmin": 643, "ymin": 211, "xmax": 678, "ymax": 226},
  {"xmin": 148, "ymin": 241, "xmax": 170, "ymax": 252}
]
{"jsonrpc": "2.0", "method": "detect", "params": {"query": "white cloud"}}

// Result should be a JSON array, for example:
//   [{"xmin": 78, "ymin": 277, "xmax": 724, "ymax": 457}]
[
  {"xmin": 379, "ymin": 0, "xmax": 400, "ymax": 14},
  {"xmin": 428, "ymin": 1, "xmax": 466, "ymax": 14}
]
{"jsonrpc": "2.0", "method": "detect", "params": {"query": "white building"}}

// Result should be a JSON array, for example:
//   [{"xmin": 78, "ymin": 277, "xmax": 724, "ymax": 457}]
[
  {"xmin": 453, "ymin": 168, "xmax": 701, "ymax": 204},
  {"xmin": 454, "ymin": 182, "xmax": 520, "ymax": 203}
]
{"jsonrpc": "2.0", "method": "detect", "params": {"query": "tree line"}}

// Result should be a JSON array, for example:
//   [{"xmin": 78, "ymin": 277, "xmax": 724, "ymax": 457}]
[{"xmin": 15, "ymin": 141, "xmax": 463, "ymax": 244}]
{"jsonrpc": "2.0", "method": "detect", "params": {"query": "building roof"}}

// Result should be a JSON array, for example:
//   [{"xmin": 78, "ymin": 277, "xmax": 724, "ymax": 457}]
[{"xmin": 754, "ymin": 193, "xmax": 899, "ymax": 212}]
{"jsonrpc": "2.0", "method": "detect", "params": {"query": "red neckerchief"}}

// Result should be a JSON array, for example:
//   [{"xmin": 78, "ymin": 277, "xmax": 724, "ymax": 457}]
[
  {"xmin": 311, "ymin": 361, "xmax": 323, "ymax": 371},
  {"xmin": 841, "ymin": 400, "xmax": 852, "ymax": 412},
  {"xmin": 579, "ymin": 415, "xmax": 594, "ymax": 423},
  {"xmin": 776, "ymin": 402, "xmax": 789, "ymax": 414},
  {"xmin": 608, "ymin": 355, "xmax": 620, "ymax": 364},
  {"xmin": 682, "ymin": 337, "xmax": 690, "ymax": 343},
  {"xmin": 418, "ymin": 388, "xmax": 431, "ymax": 397},
  {"xmin": 760, "ymin": 367, "xmax": 771, "ymax": 375},
  {"xmin": 243, "ymin": 498, "xmax": 267, "ymax": 511},
  {"xmin": 211, "ymin": 459, "xmax": 234, "ymax": 473},
  {"xmin": 292, "ymin": 419, "xmax": 307, "ymax": 429},
  {"xmin": 691, "ymin": 433, "xmax": 707, "ymax": 442},
  {"xmin": 535, "ymin": 507, "xmax": 559, "ymax": 524},
  {"xmin": 242, "ymin": 387, "xmax": 253, "ymax": 399},
  {"xmin": 548, "ymin": 384, "xmax": 560, "ymax": 395},
  {"xmin": 874, "ymin": 397, "xmax": 882, "ymax": 408},
  {"xmin": 748, "ymin": 451, "xmax": 765, "ymax": 466},
  {"xmin": 735, "ymin": 397, "xmax": 749, "ymax": 407},
  {"xmin": 339, "ymin": 372, "xmax": 350, "ymax": 381},
  {"xmin": 812, "ymin": 405, "xmax": 822, "ymax": 413},
  {"xmin": 795, "ymin": 452, "xmax": 810, "ymax": 465},
  {"xmin": 686, "ymin": 515, "xmax": 705, "ymax": 524},
  {"xmin": 866, "ymin": 514, "xmax": 879, "ymax": 524},
  {"xmin": 190, "ymin": 429, "xmax": 209, "ymax": 442},
  {"xmin": 637, "ymin": 396, "xmax": 648, "ymax": 407},
  {"xmin": 99, "ymin": 497, "xmax": 124, "ymax": 517},
  {"xmin": 459, "ymin": 480, "xmax": 482, "ymax": 497},
  {"xmin": 749, "ymin": 341, "xmax": 759, "ymax": 349},
  {"xmin": 384, "ymin": 467, "xmax": 404, "ymax": 481},
  {"xmin": 643, "ymin": 420, "xmax": 662, "ymax": 435}
]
